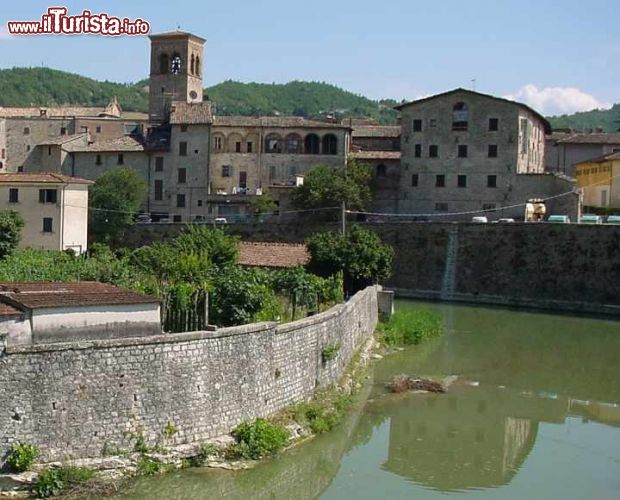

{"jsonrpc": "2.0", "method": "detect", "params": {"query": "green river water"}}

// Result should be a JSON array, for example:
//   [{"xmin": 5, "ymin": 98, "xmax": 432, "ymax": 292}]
[{"xmin": 120, "ymin": 301, "xmax": 620, "ymax": 499}]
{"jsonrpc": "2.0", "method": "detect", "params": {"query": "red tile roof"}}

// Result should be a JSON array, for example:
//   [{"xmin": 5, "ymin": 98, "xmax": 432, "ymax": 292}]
[
  {"xmin": 65, "ymin": 135, "xmax": 145, "ymax": 152},
  {"xmin": 557, "ymin": 133, "xmax": 620, "ymax": 145},
  {"xmin": 169, "ymin": 101, "xmax": 213, "ymax": 124},
  {"xmin": 0, "ymin": 281, "xmax": 159, "ymax": 309},
  {"xmin": 352, "ymin": 126, "xmax": 401, "ymax": 138},
  {"xmin": 0, "ymin": 302, "xmax": 21, "ymax": 317},
  {"xmin": 0, "ymin": 173, "xmax": 93, "ymax": 185},
  {"xmin": 238, "ymin": 242, "xmax": 310, "ymax": 268}
]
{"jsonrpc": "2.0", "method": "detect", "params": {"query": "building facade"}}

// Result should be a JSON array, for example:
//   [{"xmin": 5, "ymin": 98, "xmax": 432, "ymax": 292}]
[
  {"xmin": 546, "ymin": 133, "xmax": 620, "ymax": 177},
  {"xmin": 396, "ymin": 89, "xmax": 566, "ymax": 219},
  {"xmin": 575, "ymin": 152, "xmax": 620, "ymax": 208},
  {"xmin": 0, "ymin": 173, "xmax": 92, "ymax": 253}
]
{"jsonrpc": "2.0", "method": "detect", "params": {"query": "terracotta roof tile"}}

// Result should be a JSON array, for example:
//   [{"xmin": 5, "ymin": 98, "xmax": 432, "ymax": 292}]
[
  {"xmin": 0, "ymin": 106, "xmax": 108, "ymax": 118},
  {"xmin": 238, "ymin": 242, "xmax": 310, "ymax": 268},
  {"xmin": 169, "ymin": 101, "xmax": 213, "ymax": 124},
  {"xmin": 0, "ymin": 173, "xmax": 93, "ymax": 184},
  {"xmin": 556, "ymin": 133, "xmax": 620, "ymax": 145},
  {"xmin": 37, "ymin": 133, "xmax": 88, "ymax": 146},
  {"xmin": 65, "ymin": 135, "xmax": 145, "ymax": 152},
  {"xmin": 351, "ymin": 125, "xmax": 401, "ymax": 138},
  {"xmin": 0, "ymin": 281, "xmax": 159, "ymax": 309}
]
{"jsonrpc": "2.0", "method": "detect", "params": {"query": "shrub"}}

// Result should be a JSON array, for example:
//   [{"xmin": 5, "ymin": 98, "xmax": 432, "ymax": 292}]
[
  {"xmin": 33, "ymin": 466, "xmax": 95, "ymax": 498},
  {"xmin": 379, "ymin": 309, "xmax": 442, "ymax": 346},
  {"xmin": 321, "ymin": 342, "xmax": 341, "ymax": 364},
  {"xmin": 162, "ymin": 421, "xmax": 178, "ymax": 439},
  {"xmin": 230, "ymin": 419, "xmax": 289, "ymax": 459},
  {"xmin": 136, "ymin": 456, "xmax": 165, "ymax": 476},
  {"xmin": 294, "ymin": 390, "xmax": 351, "ymax": 434},
  {"xmin": 6, "ymin": 442, "xmax": 38, "ymax": 472}
]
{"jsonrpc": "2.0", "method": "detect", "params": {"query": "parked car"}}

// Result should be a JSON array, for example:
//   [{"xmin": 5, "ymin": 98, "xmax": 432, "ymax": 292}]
[
  {"xmin": 605, "ymin": 215, "xmax": 620, "ymax": 224},
  {"xmin": 214, "ymin": 217, "xmax": 228, "ymax": 224},
  {"xmin": 157, "ymin": 217, "xmax": 171, "ymax": 224},
  {"xmin": 135, "ymin": 213, "xmax": 151, "ymax": 224},
  {"xmin": 547, "ymin": 215, "xmax": 570, "ymax": 223},
  {"xmin": 579, "ymin": 214, "xmax": 602, "ymax": 224},
  {"xmin": 471, "ymin": 216, "xmax": 488, "ymax": 223},
  {"xmin": 497, "ymin": 218, "xmax": 515, "ymax": 223}
]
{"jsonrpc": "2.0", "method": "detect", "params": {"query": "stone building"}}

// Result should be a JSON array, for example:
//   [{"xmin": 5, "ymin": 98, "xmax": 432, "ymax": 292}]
[
  {"xmin": 0, "ymin": 173, "xmax": 92, "ymax": 253},
  {"xmin": 575, "ymin": 152, "xmax": 620, "ymax": 208},
  {"xmin": 546, "ymin": 132, "xmax": 620, "ymax": 177},
  {"xmin": 396, "ymin": 88, "xmax": 573, "ymax": 219}
]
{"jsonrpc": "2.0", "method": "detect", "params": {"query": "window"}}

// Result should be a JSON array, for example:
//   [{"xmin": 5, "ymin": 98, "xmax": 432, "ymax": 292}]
[
  {"xmin": 239, "ymin": 171, "xmax": 247, "ymax": 189},
  {"xmin": 222, "ymin": 165, "xmax": 231, "ymax": 177},
  {"xmin": 452, "ymin": 102, "xmax": 468, "ymax": 131},
  {"xmin": 95, "ymin": 154, "xmax": 102, "ymax": 165},
  {"xmin": 414, "ymin": 144, "xmax": 422, "ymax": 158},
  {"xmin": 154, "ymin": 180, "xmax": 163, "ymax": 201},
  {"xmin": 487, "ymin": 175, "xmax": 497, "ymax": 188},
  {"xmin": 9, "ymin": 188, "xmax": 18, "ymax": 203},
  {"xmin": 482, "ymin": 203, "xmax": 496, "ymax": 211},
  {"xmin": 489, "ymin": 118, "xmax": 499, "ymax": 131},
  {"xmin": 235, "ymin": 142, "xmax": 241, "ymax": 153},
  {"xmin": 488, "ymin": 144, "xmax": 498, "ymax": 158},
  {"xmin": 26, "ymin": 145, "xmax": 31, "ymax": 152},
  {"xmin": 179, "ymin": 141, "xmax": 188, "ymax": 156},
  {"xmin": 176, "ymin": 194, "xmax": 186, "ymax": 208},
  {"xmin": 411, "ymin": 174, "xmax": 419, "ymax": 187},
  {"xmin": 191, "ymin": 54, "xmax": 195, "ymax": 75},
  {"xmin": 155, "ymin": 157, "xmax": 164, "ymax": 172},
  {"xmin": 377, "ymin": 164, "xmax": 387, "ymax": 177},
  {"xmin": 288, "ymin": 165, "xmax": 297, "ymax": 177},
  {"xmin": 435, "ymin": 174, "xmax": 445, "ymax": 187},
  {"xmin": 412, "ymin": 119, "xmax": 422, "ymax": 132},
  {"xmin": 266, "ymin": 134, "xmax": 282, "ymax": 153},
  {"xmin": 95, "ymin": 126, "xmax": 101, "ymax": 133},
  {"xmin": 180, "ymin": 124, "xmax": 188, "ymax": 133},
  {"xmin": 247, "ymin": 142, "xmax": 253, "ymax": 153},
  {"xmin": 429, "ymin": 145, "xmax": 439, "ymax": 158},
  {"xmin": 1, "ymin": 148, "xmax": 5, "ymax": 159},
  {"xmin": 159, "ymin": 53, "xmax": 169, "ymax": 74},
  {"xmin": 178, "ymin": 168, "xmax": 187, "ymax": 183},
  {"xmin": 458, "ymin": 145, "xmax": 468, "ymax": 158},
  {"xmin": 60, "ymin": 127, "xmax": 67, "ymax": 135},
  {"xmin": 214, "ymin": 136, "xmax": 223, "ymax": 151},
  {"xmin": 304, "ymin": 134, "xmax": 320, "ymax": 154},
  {"xmin": 429, "ymin": 119, "xmax": 437, "ymax": 128},
  {"xmin": 39, "ymin": 189, "xmax": 57, "ymax": 203},
  {"xmin": 23, "ymin": 127, "xmax": 30, "ymax": 135},
  {"xmin": 42, "ymin": 217, "xmax": 53, "ymax": 233},
  {"xmin": 520, "ymin": 118, "xmax": 529, "ymax": 154},
  {"xmin": 322, "ymin": 134, "xmax": 338, "ymax": 155},
  {"xmin": 435, "ymin": 202, "xmax": 449, "ymax": 212},
  {"xmin": 197, "ymin": 199, "xmax": 202, "ymax": 207},
  {"xmin": 173, "ymin": 215, "xmax": 182, "ymax": 223},
  {"xmin": 117, "ymin": 154, "xmax": 124, "ymax": 165},
  {"xmin": 269, "ymin": 165, "xmax": 276, "ymax": 180},
  {"xmin": 17, "ymin": 166, "xmax": 24, "ymax": 172},
  {"xmin": 195, "ymin": 56, "xmax": 201, "ymax": 76},
  {"xmin": 48, "ymin": 147, "xmax": 52, "ymax": 156},
  {"xmin": 457, "ymin": 175, "xmax": 467, "ymax": 188}
]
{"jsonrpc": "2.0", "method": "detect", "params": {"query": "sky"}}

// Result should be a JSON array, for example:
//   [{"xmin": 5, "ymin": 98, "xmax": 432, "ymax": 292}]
[{"xmin": 1, "ymin": 0, "xmax": 619, "ymax": 116}]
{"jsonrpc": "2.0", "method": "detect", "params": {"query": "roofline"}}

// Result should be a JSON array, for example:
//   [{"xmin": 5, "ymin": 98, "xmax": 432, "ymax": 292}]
[
  {"xmin": 574, "ymin": 153, "xmax": 620, "ymax": 165},
  {"xmin": 148, "ymin": 31, "xmax": 206, "ymax": 44},
  {"xmin": 0, "ymin": 173, "xmax": 94, "ymax": 185},
  {"xmin": 394, "ymin": 88, "xmax": 552, "ymax": 134}
]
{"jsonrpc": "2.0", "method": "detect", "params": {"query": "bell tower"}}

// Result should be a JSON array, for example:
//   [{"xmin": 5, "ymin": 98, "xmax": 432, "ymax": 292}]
[{"xmin": 148, "ymin": 31, "xmax": 205, "ymax": 122}]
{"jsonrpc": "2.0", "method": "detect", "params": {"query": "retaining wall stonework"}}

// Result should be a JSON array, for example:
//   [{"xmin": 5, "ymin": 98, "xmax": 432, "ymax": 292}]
[{"xmin": 0, "ymin": 287, "xmax": 378, "ymax": 464}]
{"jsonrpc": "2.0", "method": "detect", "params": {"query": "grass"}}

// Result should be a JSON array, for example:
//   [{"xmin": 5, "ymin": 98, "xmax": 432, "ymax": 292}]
[
  {"xmin": 33, "ymin": 466, "xmax": 95, "ymax": 498},
  {"xmin": 291, "ymin": 388, "xmax": 352, "ymax": 435},
  {"xmin": 377, "ymin": 309, "xmax": 442, "ymax": 346}
]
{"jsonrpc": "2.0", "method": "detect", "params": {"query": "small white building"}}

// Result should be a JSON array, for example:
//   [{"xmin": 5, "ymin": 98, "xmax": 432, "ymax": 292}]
[
  {"xmin": 0, "ymin": 281, "xmax": 161, "ymax": 346},
  {"xmin": 0, "ymin": 173, "xmax": 93, "ymax": 254}
]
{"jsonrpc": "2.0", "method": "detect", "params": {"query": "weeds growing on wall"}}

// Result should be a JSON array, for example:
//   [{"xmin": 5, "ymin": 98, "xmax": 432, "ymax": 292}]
[{"xmin": 377, "ymin": 309, "xmax": 442, "ymax": 346}]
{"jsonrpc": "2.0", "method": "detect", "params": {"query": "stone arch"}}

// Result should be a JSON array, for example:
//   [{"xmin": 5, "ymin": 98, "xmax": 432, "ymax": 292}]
[
  {"xmin": 452, "ymin": 102, "xmax": 469, "ymax": 131},
  {"xmin": 304, "ymin": 133, "xmax": 320, "ymax": 154},
  {"xmin": 265, "ymin": 133, "xmax": 283, "ymax": 153},
  {"xmin": 171, "ymin": 52, "xmax": 182, "ymax": 74},
  {"xmin": 195, "ymin": 56, "xmax": 201, "ymax": 77},
  {"xmin": 159, "ymin": 53, "xmax": 169, "ymax": 74},
  {"xmin": 228, "ymin": 132, "xmax": 244, "ymax": 153},
  {"xmin": 285, "ymin": 133, "xmax": 302, "ymax": 154},
  {"xmin": 376, "ymin": 163, "xmax": 387, "ymax": 177},
  {"xmin": 322, "ymin": 133, "xmax": 338, "ymax": 155}
]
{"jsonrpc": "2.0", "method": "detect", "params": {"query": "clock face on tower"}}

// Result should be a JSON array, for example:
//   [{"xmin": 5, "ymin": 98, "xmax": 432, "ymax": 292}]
[{"xmin": 171, "ymin": 56, "xmax": 182, "ymax": 75}]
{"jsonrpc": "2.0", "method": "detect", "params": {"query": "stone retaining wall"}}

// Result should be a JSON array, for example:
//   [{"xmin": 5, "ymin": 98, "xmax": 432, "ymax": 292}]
[{"xmin": 0, "ymin": 287, "xmax": 378, "ymax": 465}]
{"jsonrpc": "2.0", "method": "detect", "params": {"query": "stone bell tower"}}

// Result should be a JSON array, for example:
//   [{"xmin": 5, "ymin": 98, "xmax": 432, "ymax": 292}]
[{"xmin": 148, "ymin": 31, "xmax": 205, "ymax": 122}]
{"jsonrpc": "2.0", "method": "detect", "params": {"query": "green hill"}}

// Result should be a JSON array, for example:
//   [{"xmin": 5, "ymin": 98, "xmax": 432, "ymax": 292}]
[
  {"xmin": 548, "ymin": 104, "xmax": 620, "ymax": 132},
  {"xmin": 1, "ymin": 67, "xmax": 618, "ymax": 130}
]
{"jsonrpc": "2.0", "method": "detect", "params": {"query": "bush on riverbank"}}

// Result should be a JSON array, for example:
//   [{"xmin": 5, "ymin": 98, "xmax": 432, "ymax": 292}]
[
  {"xmin": 6, "ymin": 442, "xmax": 38, "ymax": 472},
  {"xmin": 292, "ymin": 388, "xmax": 352, "ymax": 434},
  {"xmin": 378, "ymin": 309, "xmax": 442, "ymax": 346},
  {"xmin": 34, "ymin": 466, "xmax": 95, "ymax": 498},
  {"xmin": 229, "ymin": 419, "xmax": 290, "ymax": 459}
]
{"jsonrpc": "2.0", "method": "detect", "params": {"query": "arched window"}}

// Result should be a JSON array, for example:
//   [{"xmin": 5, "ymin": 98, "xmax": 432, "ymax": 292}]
[
  {"xmin": 376, "ymin": 164, "xmax": 387, "ymax": 177},
  {"xmin": 304, "ymin": 134, "xmax": 320, "ymax": 154},
  {"xmin": 212, "ymin": 133, "xmax": 225, "ymax": 152},
  {"xmin": 228, "ymin": 133, "xmax": 243, "ymax": 153},
  {"xmin": 452, "ymin": 102, "xmax": 468, "ymax": 131},
  {"xmin": 159, "ymin": 53, "xmax": 169, "ymax": 74},
  {"xmin": 195, "ymin": 56, "xmax": 201, "ymax": 76},
  {"xmin": 265, "ymin": 134, "xmax": 282, "ymax": 153},
  {"xmin": 285, "ymin": 134, "xmax": 302, "ymax": 153},
  {"xmin": 322, "ymin": 134, "xmax": 338, "ymax": 155},
  {"xmin": 171, "ymin": 53, "xmax": 182, "ymax": 74},
  {"xmin": 190, "ymin": 54, "xmax": 195, "ymax": 75}
]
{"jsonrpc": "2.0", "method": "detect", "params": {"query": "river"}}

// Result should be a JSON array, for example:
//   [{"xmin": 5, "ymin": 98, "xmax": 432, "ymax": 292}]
[{"xmin": 119, "ymin": 300, "xmax": 620, "ymax": 499}]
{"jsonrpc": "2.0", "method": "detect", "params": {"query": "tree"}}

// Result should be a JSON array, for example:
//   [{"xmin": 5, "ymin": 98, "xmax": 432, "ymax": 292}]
[
  {"xmin": 89, "ymin": 168, "xmax": 147, "ymax": 244},
  {"xmin": 290, "ymin": 160, "xmax": 372, "ymax": 215},
  {"xmin": 307, "ymin": 225, "xmax": 394, "ymax": 294},
  {"xmin": 248, "ymin": 193, "xmax": 277, "ymax": 218},
  {"xmin": 0, "ymin": 210, "xmax": 24, "ymax": 259},
  {"xmin": 174, "ymin": 225, "xmax": 239, "ymax": 268}
]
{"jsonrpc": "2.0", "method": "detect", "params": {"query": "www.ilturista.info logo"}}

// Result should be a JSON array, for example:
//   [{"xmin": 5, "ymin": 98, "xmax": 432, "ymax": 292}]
[{"xmin": 6, "ymin": 7, "xmax": 150, "ymax": 36}]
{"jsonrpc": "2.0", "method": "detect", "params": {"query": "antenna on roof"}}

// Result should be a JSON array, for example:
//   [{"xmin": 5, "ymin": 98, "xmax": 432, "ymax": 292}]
[{"xmin": 471, "ymin": 79, "xmax": 477, "ymax": 91}]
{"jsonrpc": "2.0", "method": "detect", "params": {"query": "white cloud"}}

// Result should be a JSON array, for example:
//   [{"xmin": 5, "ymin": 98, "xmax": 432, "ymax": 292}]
[{"xmin": 505, "ymin": 84, "xmax": 611, "ymax": 116}]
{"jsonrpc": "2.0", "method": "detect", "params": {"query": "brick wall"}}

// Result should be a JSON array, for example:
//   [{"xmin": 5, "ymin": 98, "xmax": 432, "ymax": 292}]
[{"xmin": 0, "ymin": 287, "xmax": 378, "ymax": 464}]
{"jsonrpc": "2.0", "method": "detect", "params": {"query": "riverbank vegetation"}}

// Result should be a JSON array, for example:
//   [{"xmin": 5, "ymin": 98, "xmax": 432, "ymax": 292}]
[{"xmin": 377, "ymin": 309, "xmax": 443, "ymax": 346}]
